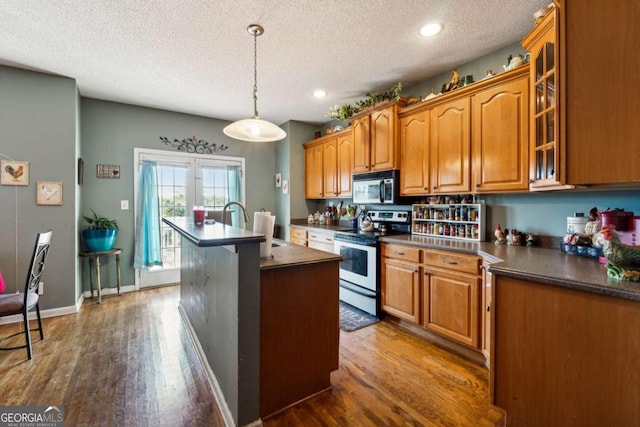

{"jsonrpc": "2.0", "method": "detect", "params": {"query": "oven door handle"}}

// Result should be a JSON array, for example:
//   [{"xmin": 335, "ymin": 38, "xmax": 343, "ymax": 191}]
[{"xmin": 340, "ymin": 280, "xmax": 376, "ymax": 298}]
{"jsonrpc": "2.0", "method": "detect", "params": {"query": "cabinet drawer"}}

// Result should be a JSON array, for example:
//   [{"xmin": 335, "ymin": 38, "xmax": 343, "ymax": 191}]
[
  {"xmin": 382, "ymin": 243, "xmax": 421, "ymax": 263},
  {"xmin": 290, "ymin": 228, "xmax": 307, "ymax": 240},
  {"xmin": 423, "ymin": 249, "xmax": 480, "ymax": 275},
  {"xmin": 308, "ymin": 231, "xmax": 334, "ymax": 245},
  {"xmin": 290, "ymin": 238, "xmax": 307, "ymax": 247},
  {"xmin": 307, "ymin": 240, "xmax": 334, "ymax": 253}
]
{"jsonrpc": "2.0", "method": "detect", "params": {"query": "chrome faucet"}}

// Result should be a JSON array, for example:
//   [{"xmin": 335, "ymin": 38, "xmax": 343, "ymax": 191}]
[{"xmin": 222, "ymin": 201, "xmax": 250, "ymax": 227}]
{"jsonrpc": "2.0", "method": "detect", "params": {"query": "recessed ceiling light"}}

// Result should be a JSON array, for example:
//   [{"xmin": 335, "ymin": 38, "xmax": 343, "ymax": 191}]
[
  {"xmin": 313, "ymin": 89, "xmax": 327, "ymax": 98},
  {"xmin": 419, "ymin": 23, "xmax": 442, "ymax": 37}
]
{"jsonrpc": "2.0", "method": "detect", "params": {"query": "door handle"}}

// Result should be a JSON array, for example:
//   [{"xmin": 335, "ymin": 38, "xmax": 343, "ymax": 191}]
[{"xmin": 441, "ymin": 259, "xmax": 458, "ymax": 265}]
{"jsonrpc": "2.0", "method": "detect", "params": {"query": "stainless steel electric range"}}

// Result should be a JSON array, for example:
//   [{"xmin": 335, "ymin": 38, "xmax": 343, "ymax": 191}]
[{"xmin": 333, "ymin": 210, "xmax": 411, "ymax": 317}]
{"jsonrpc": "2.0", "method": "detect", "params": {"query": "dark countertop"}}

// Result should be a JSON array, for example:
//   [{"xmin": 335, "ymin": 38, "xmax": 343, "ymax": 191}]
[
  {"xmin": 380, "ymin": 234, "xmax": 640, "ymax": 302},
  {"xmin": 260, "ymin": 240, "xmax": 342, "ymax": 271},
  {"xmin": 163, "ymin": 217, "xmax": 265, "ymax": 247}
]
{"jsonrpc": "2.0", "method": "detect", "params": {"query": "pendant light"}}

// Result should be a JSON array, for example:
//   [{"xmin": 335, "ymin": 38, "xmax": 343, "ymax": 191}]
[{"xmin": 223, "ymin": 24, "xmax": 287, "ymax": 142}]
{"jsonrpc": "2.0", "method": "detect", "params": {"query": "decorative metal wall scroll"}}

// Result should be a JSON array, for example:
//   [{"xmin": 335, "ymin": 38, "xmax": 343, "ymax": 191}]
[{"xmin": 160, "ymin": 135, "xmax": 229, "ymax": 154}]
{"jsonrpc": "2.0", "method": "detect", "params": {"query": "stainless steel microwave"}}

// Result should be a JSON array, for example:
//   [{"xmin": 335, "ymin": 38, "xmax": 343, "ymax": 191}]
[{"xmin": 352, "ymin": 170, "xmax": 399, "ymax": 205}]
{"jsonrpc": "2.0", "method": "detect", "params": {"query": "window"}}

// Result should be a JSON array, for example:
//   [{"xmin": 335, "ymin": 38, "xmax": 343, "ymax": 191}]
[{"xmin": 134, "ymin": 148, "xmax": 245, "ymax": 288}]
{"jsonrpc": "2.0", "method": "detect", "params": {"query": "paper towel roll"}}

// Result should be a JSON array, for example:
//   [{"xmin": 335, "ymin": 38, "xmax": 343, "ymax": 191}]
[{"xmin": 253, "ymin": 212, "xmax": 275, "ymax": 258}]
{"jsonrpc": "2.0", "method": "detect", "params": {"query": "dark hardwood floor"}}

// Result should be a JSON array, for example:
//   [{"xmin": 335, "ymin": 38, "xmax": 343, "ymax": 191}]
[
  {"xmin": 0, "ymin": 286, "xmax": 223, "ymax": 426},
  {"xmin": 0, "ymin": 286, "xmax": 503, "ymax": 426}
]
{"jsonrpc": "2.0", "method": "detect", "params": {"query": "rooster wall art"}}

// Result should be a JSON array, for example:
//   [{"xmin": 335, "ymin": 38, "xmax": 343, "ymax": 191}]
[{"xmin": 0, "ymin": 160, "xmax": 29, "ymax": 186}]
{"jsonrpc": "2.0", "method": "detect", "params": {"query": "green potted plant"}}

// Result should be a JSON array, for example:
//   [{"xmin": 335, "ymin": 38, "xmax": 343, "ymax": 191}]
[{"xmin": 82, "ymin": 209, "xmax": 119, "ymax": 252}]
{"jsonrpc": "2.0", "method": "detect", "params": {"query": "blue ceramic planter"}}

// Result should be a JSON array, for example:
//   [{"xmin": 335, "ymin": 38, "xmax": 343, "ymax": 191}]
[{"xmin": 83, "ymin": 228, "xmax": 118, "ymax": 252}]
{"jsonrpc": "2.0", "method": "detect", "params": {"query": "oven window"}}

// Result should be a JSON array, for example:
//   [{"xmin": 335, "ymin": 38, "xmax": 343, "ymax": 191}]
[{"xmin": 339, "ymin": 246, "xmax": 369, "ymax": 277}]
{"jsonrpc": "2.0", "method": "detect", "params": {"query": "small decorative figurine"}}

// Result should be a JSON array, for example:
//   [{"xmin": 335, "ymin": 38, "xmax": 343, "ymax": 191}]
[
  {"xmin": 526, "ymin": 233, "xmax": 535, "ymax": 247},
  {"xmin": 505, "ymin": 229, "xmax": 513, "ymax": 245},
  {"xmin": 512, "ymin": 229, "xmax": 522, "ymax": 246},
  {"xmin": 441, "ymin": 69, "xmax": 460, "ymax": 93},
  {"xmin": 585, "ymin": 206, "xmax": 600, "ymax": 236},
  {"xmin": 494, "ymin": 224, "xmax": 506, "ymax": 245}
]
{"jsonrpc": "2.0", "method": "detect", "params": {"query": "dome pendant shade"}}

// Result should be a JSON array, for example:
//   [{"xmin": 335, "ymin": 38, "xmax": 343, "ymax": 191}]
[
  {"xmin": 223, "ymin": 117, "xmax": 286, "ymax": 142},
  {"xmin": 223, "ymin": 24, "xmax": 286, "ymax": 142}
]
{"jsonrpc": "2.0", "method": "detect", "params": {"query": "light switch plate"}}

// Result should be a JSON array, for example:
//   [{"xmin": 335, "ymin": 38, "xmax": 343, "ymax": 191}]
[{"xmin": 121, "ymin": 200, "xmax": 129, "ymax": 210}]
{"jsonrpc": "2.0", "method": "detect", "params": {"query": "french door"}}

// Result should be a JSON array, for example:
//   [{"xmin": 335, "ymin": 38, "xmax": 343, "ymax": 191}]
[{"xmin": 134, "ymin": 148, "xmax": 245, "ymax": 288}]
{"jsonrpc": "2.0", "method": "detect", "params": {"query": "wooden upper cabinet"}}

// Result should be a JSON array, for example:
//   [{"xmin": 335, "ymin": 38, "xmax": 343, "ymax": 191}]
[
  {"xmin": 563, "ymin": 0, "xmax": 640, "ymax": 184},
  {"xmin": 352, "ymin": 100, "xmax": 404, "ymax": 174},
  {"xmin": 352, "ymin": 115, "xmax": 371, "ymax": 173},
  {"xmin": 399, "ymin": 110, "xmax": 430, "ymax": 195},
  {"xmin": 522, "ymin": 6, "xmax": 566, "ymax": 190},
  {"xmin": 322, "ymin": 137, "xmax": 338, "ymax": 197},
  {"xmin": 430, "ymin": 96, "xmax": 471, "ymax": 194},
  {"xmin": 370, "ymin": 106, "xmax": 398, "ymax": 171},
  {"xmin": 472, "ymin": 68, "xmax": 530, "ymax": 192},
  {"xmin": 304, "ymin": 140, "xmax": 324, "ymax": 199},
  {"xmin": 336, "ymin": 132, "xmax": 353, "ymax": 196},
  {"xmin": 303, "ymin": 128, "xmax": 353, "ymax": 199}
]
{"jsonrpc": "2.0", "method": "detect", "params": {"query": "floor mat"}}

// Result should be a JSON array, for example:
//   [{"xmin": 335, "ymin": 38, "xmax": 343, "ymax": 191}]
[{"xmin": 339, "ymin": 301, "xmax": 379, "ymax": 332}]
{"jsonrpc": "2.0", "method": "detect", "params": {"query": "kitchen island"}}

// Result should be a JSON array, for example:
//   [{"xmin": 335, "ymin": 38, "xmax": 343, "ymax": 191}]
[
  {"xmin": 163, "ymin": 218, "xmax": 341, "ymax": 426},
  {"xmin": 380, "ymin": 234, "xmax": 640, "ymax": 426}
]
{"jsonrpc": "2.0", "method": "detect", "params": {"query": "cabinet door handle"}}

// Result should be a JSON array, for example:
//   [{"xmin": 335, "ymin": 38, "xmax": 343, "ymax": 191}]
[
  {"xmin": 393, "ymin": 251, "xmax": 405, "ymax": 255},
  {"xmin": 441, "ymin": 259, "xmax": 458, "ymax": 265},
  {"xmin": 487, "ymin": 305, "xmax": 491, "ymax": 312},
  {"xmin": 325, "ymin": 238, "xmax": 332, "ymax": 242}
]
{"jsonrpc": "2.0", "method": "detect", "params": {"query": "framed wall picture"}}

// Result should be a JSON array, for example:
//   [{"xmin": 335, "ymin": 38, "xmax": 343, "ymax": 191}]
[
  {"xmin": 1, "ymin": 160, "xmax": 29, "ymax": 186},
  {"xmin": 97, "ymin": 164, "xmax": 120, "ymax": 179},
  {"xmin": 36, "ymin": 181, "xmax": 63, "ymax": 206}
]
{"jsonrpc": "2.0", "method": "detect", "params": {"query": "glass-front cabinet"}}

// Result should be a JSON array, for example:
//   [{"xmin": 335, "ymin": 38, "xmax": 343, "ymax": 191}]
[{"xmin": 522, "ymin": 4, "xmax": 565, "ymax": 189}]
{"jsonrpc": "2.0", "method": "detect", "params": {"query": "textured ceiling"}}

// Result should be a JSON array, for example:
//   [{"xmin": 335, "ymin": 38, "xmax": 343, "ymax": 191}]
[{"xmin": 0, "ymin": 0, "xmax": 549, "ymax": 125}]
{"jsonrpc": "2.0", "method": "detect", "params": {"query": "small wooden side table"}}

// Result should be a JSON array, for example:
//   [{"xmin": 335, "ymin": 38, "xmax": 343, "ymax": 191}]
[{"xmin": 79, "ymin": 248, "xmax": 122, "ymax": 304}]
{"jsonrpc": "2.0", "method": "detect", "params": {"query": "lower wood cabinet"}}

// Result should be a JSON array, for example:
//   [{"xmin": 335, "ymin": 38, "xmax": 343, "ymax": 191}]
[
  {"xmin": 381, "ymin": 243, "xmax": 482, "ymax": 350},
  {"xmin": 423, "ymin": 249, "xmax": 481, "ymax": 348},
  {"xmin": 422, "ymin": 265, "xmax": 481, "ymax": 348},
  {"xmin": 381, "ymin": 256, "xmax": 421, "ymax": 323},
  {"xmin": 289, "ymin": 227, "xmax": 307, "ymax": 246}
]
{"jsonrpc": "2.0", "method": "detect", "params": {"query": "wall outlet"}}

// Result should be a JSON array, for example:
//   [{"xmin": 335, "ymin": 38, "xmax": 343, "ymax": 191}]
[
  {"xmin": 121, "ymin": 200, "xmax": 129, "ymax": 210},
  {"xmin": 38, "ymin": 282, "xmax": 44, "ymax": 295}
]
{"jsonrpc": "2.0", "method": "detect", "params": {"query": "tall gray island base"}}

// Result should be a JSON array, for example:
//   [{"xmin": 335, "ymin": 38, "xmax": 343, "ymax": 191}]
[{"xmin": 163, "ymin": 218, "xmax": 341, "ymax": 426}]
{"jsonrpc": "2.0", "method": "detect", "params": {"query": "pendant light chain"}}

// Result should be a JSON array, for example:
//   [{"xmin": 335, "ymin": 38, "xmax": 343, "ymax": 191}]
[
  {"xmin": 253, "ymin": 29, "xmax": 259, "ymax": 119},
  {"xmin": 222, "ymin": 23, "xmax": 286, "ymax": 142}
]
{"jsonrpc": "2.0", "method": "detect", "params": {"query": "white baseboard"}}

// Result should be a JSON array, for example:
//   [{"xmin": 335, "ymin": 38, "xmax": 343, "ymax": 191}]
[
  {"xmin": 178, "ymin": 303, "xmax": 262, "ymax": 427},
  {"xmin": 0, "ymin": 301, "xmax": 78, "ymax": 325}
]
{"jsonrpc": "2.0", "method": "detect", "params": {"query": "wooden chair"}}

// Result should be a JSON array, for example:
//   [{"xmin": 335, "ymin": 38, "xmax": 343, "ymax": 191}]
[{"xmin": 0, "ymin": 230, "xmax": 53, "ymax": 359}]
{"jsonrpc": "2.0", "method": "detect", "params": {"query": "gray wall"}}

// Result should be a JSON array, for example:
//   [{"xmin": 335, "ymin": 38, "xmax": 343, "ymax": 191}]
[
  {"xmin": 275, "ymin": 121, "xmax": 317, "ymax": 240},
  {"xmin": 81, "ymin": 98, "xmax": 279, "ymax": 289},
  {"xmin": 404, "ymin": 42, "xmax": 528, "ymax": 100},
  {"xmin": 0, "ymin": 66, "xmax": 79, "ymax": 310}
]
